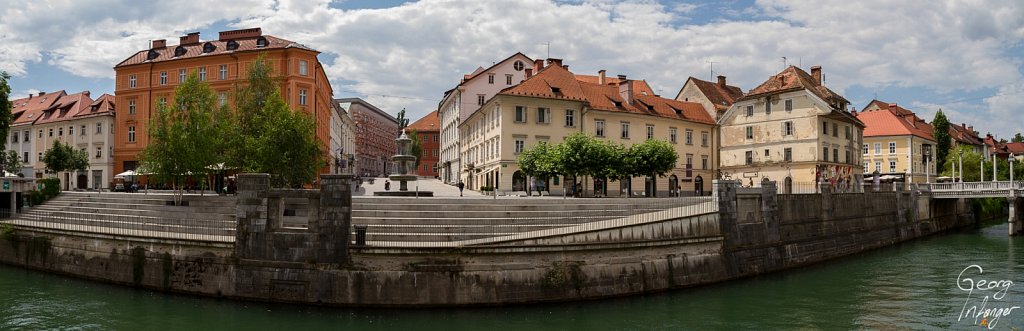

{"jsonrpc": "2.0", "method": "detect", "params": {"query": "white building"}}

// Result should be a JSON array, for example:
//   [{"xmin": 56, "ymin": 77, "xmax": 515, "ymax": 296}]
[
  {"xmin": 437, "ymin": 52, "xmax": 533, "ymax": 184},
  {"xmin": 330, "ymin": 101, "xmax": 357, "ymax": 174}
]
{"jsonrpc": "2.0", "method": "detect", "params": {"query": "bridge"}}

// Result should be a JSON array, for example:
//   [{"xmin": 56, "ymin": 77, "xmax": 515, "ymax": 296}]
[{"xmin": 925, "ymin": 181, "xmax": 1024, "ymax": 236}]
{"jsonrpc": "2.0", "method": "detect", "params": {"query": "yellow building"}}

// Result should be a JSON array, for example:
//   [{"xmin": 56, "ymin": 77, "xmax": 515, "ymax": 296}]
[
  {"xmin": 459, "ymin": 58, "xmax": 717, "ymax": 197},
  {"xmin": 719, "ymin": 65, "xmax": 864, "ymax": 192},
  {"xmin": 856, "ymin": 100, "xmax": 936, "ymax": 183}
]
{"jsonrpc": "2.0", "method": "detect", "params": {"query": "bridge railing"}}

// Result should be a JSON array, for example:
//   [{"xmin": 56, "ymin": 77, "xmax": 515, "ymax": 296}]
[{"xmin": 927, "ymin": 181, "xmax": 1024, "ymax": 193}]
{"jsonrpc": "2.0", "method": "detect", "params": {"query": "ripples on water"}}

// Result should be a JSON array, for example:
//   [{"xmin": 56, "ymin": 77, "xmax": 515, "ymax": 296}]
[{"xmin": 1, "ymin": 220, "xmax": 1022, "ymax": 330}]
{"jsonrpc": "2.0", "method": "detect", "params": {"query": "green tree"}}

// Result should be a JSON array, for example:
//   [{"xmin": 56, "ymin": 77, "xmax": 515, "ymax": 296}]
[
  {"xmin": 141, "ymin": 72, "xmax": 222, "ymax": 203},
  {"xmin": 932, "ymin": 109, "xmax": 951, "ymax": 173},
  {"xmin": 0, "ymin": 72, "xmax": 12, "ymax": 175},
  {"xmin": 1013, "ymin": 133, "xmax": 1024, "ymax": 143},
  {"xmin": 4, "ymin": 150, "xmax": 23, "ymax": 176},
  {"xmin": 940, "ymin": 145, "xmax": 986, "ymax": 182},
  {"xmin": 408, "ymin": 129, "xmax": 423, "ymax": 170},
  {"xmin": 249, "ymin": 90, "xmax": 323, "ymax": 187},
  {"xmin": 517, "ymin": 141, "xmax": 561, "ymax": 181},
  {"xmin": 625, "ymin": 139, "xmax": 679, "ymax": 178},
  {"xmin": 41, "ymin": 141, "xmax": 88, "ymax": 181},
  {"xmin": 229, "ymin": 54, "xmax": 279, "ymax": 171}
]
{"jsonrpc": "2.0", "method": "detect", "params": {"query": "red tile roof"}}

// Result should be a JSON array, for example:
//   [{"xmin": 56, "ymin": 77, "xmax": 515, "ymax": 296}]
[
  {"xmin": 949, "ymin": 123, "xmax": 983, "ymax": 146},
  {"xmin": 115, "ymin": 29, "xmax": 314, "ymax": 68},
  {"xmin": 856, "ymin": 101, "xmax": 934, "ymax": 141},
  {"xmin": 459, "ymin": 52, "xmax": 531, "ymax": 84},
  {"xmin": 498, "ymin": 63, "xmax": 713, "ymax": 125},
  {"xmin": 681, "ymin": 77, "xmax": 744, "ymax": 111},
  {"xmin": 10, "ymin": 91, "xmax": 65, "ymax": 126},
  {"xmin": 1005, "ymin": 142, "xmax": 1024, "ymax": 154},
  {"xmin": 407, "ymin": 110, "xmax": 440, "ymax": 132},
  {"xmin": 739, "ymin": 66, "xmax": 848, "ymax": 106}
]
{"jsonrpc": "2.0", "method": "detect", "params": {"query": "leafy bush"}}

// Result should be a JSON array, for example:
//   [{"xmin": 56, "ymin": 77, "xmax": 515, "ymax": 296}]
[
  {"xmin": 480, "ymin": 186, "xmax": 494, "ymax": 192},
  {"xmin": 40, "ymin": 178, "xmax": 60, "ymax": 199}
]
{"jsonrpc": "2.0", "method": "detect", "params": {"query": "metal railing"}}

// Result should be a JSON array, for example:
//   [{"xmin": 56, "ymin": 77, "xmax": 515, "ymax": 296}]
[
  {"xmin": 0, "ymin": 208, "xmax": 235, "ymax": 243},
  {"xmin": 348, "ymin": 196, "xmax": 717, "ymax": 248}
]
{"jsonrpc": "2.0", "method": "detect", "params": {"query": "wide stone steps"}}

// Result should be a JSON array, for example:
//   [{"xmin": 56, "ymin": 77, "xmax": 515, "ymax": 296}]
[{"xmin": 14, "ymin": 212, "xmax": 235, "ymax": 236}]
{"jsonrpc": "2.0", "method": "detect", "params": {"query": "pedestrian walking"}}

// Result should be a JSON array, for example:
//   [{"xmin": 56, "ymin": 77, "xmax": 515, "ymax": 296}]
[{"xmin": 457, "ymin": 181, "xmax": 465, "ymax": 197}]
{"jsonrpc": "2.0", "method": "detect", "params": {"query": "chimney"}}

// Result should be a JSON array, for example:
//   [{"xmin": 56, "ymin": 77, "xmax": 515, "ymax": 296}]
[
  {"xmin": 83, "ymin": 91, "xmax": 90, "ymax": 97},
  {"xmin": 618, "ymin": 78, "xmax": 633, "ymax": 105},
  {"xmin": 562, "ymin": 65, "xmax": 569, "ymax": 70},
  {"xmin": 852, "ymin": 110, "xmax": 858, "ymax": 116},
  {"xmin": 546, "ymin": 58, "xmax": 563, "ymax": 68},
  {"xmin": 37, "ymin": 91, "xmax": 44, "ymax": 97},
  {"xmin": 525, "ymin": 68, "xmax": 533, "ymax": 79},
  {"xmin": 218, "ymin": 27, "xmax": 262, "ymax": 41},
  {"xmin": 598, "ymin": 70, "xmax": 606, "ymax": 85},
  {"xmin": 533, "ymin": 59, "xmax": 544, "ymax": 72},
  {"xmin": 179, "ymin": 32, "xmax": 200, "ymax": 45},
  {"xmin": 717, "ymin": 75, "xmax": 727, "ymax": 87},
  {"xmin": 151, "ymin": 39, "xmax": 166, "ymax": 49},
  {"xmin": 968, "ymin": 125, "xmax": 974, "ymax": 133},
  {"xmin": 810, "ymin": 65, "xmax": 822, "ymax": 85}
]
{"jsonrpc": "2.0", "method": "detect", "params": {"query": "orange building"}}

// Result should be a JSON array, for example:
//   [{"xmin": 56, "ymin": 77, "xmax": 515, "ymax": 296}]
[
  {"xmin": 112, "ymin": 28, "xmax": 334, "ymax": 176},
  {"xmin": 407, "ymin": 111, "xmax": 440, "ymax": 177}
]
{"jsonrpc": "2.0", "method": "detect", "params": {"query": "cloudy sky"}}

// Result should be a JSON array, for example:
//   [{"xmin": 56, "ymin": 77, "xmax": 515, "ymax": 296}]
[{"xmin": 2, "ymin": 0, "xmax": 1022, "ymax": 138}]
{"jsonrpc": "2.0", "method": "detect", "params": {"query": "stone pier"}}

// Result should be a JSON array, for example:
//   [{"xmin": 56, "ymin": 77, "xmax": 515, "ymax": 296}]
[{"xmin": 1010, "ymin": 197, "xmax": 1023, "ymax": 236}]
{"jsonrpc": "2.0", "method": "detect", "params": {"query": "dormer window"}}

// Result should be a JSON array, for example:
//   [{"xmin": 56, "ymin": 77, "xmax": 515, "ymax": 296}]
[
  {"xmin": 202, "ymin": 42, "xmax": 216, "ymax": 53},
  {"xmin": 174, "ymin": 45, "xmax": 187, "ymax": 57},
  {"xmin": 146, "ymin": 50, "xmax": 160, "ymax": 60},
  {"xmin": 613, "ymin": 101, "xmax": 623, "ymax": 108},
  {"xmin": 551, "ymin": 87, "xmax": 561, "ymax": 94},
  {"xmin": 646, "ymin": 105, "xmax": 654, "ymax": 111},
  {"xmin": 226, "ymin": 40, "xmax": 239, "ymax": 50},
  {"xmin": 256, "ymin": 36, "xmax": 268, "ymax": 48}
]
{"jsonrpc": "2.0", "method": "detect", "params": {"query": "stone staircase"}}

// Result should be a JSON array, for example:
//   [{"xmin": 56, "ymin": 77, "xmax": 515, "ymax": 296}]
[{"xmin": 10, "ymin": 191, "xmax": 237, "ymax": 240}]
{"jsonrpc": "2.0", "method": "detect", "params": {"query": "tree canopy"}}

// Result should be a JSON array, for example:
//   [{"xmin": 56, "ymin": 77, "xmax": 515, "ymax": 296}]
[
  {"xmin": 625, "ymin": 139, "xmax": 678, "ymax": 178},
  {"xmin": 1013, "ymin": 133, "xmax": 1024, "ymax": 143},
  {"xmin": 517, "ymin": 133, "xmax": 679, "ymax": 189},
  {"xmin": 932, "ymin": 109, "xmax": 951, "ymax": 173},
  {"xmin": 0, "ymin": 72, "xmax": 12, "ymax": 175},
  {"xmin": 42, "ymin": 140, "xmax": 88, "ymax": 175}
]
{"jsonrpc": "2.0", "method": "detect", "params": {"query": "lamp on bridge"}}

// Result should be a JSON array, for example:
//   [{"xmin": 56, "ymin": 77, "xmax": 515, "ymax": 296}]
[
  {"xmin": 958, "ymin": 149, "xmax": 964, "ymax": 183},
  {"xmin": 1011, "ymin": 153, "xmax": 1015, "ymax": 183},
  {"xmin": 924, "ymin": 147, "xmax": 931, "ymax": 183}
]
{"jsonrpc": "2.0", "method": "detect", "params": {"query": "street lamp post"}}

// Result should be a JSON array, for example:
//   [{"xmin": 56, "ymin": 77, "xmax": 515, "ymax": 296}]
[
  {"xmin": 924, "ymin": 147, "xmax": 931, "ymax": 183},
  {"xmin": 1011, "ymin": 153, "xmax": 1016, "ymax": 183},
  {"xmin": 958, "ymin": 149, "xmax": 964, "ymax": 183},
  {"xmin": 993, "ymin": 154, "xmax": 998, "ymax": 182}
]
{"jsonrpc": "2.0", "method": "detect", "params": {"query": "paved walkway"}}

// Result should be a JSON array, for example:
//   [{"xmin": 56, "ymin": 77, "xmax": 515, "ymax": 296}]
[{"xmin": 354, "ymin": 177, "xmax": 485, "ymax": 197}]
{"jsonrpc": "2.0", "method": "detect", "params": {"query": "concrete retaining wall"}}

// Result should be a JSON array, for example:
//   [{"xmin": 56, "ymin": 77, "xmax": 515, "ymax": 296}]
[{"xmin": 0, "ymin": 178, "xmax": 975, "ymax": 306}]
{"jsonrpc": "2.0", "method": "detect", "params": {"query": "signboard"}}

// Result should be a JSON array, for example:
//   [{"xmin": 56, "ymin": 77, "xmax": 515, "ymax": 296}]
[
  {"xmin": 2, "ymin": 181, "xmax": 8, "ymax": 192},
  {"xmin": 742, "ymin": 172, "xmax": 759, "ymax": 178}
]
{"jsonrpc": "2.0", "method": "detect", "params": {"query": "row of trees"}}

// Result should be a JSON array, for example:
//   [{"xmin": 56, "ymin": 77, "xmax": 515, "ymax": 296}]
[
  {"xmin": 517, "ymin": 132, "xmax": 678, "ymax": 190},
  {"xmin": 141, "ymin": 55, "xmax": 322, "ymax": 202},
  {"xmin": 939, "ymin": 145, "xmax": 1024, "ymax": 182}
]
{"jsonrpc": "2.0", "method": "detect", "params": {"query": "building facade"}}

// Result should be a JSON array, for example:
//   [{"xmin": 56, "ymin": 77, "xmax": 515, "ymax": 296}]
[
  {"xmin": 949, "ymin": 122, "xmax": 985, "ymax": 157},
  {"xmin": 719, "ymin": 65, "xmax": 864, "ymax": 192},
  {"xmin": 856, "ymin": 100, "xmax": 936, "ymax": 183},
  {"xmin": 674, "ymin": 75, "xmax": 744, "ymax": 121},
  {"xmin": 408, "ymin": 111, "xmax": 440, "ymax": 177},
  {"xmin": 458, "ymin": 58, "xmax": 717, "ymax": 197},
  {"xmin": 437, "ymin": 53, "xmax": 533, "ymax": 185},
  {"xmin": 338, "ymin": 98, "xmax": 398, "ymax": 177},
  {"xmin": 112, "ymin": 28, "xmax": 334, "ymax": 177},
  {"xmin": 330, "ymin": 101, "xmax": 357, "ymax": 174},
  {"xmin": 6, "ymin": 91, "xmax": 115, "ymax": 189}
]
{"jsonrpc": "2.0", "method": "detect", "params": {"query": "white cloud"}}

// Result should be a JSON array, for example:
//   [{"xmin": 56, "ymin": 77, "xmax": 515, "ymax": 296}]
[{"xmin": 0, "ymin": 0, "xmax": 1022, "ymax": 131}]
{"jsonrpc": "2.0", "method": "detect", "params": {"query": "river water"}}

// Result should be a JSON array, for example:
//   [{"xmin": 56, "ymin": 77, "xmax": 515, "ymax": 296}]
[{"xmin": 1, "ymin": 219, "xmax": 1022, "ymax": 330}]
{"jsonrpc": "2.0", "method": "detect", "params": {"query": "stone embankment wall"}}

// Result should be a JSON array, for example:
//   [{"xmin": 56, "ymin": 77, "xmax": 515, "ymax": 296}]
[{"xmin": 0, "ymin": 178, "xmax": 974, "ymax": 306}]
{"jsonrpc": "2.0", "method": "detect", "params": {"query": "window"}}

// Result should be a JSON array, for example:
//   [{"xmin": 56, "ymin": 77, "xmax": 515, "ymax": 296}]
[
  {"xmin": 219, "ymin": 65, "xmax": 228, "ymax": 80},
  {"xmin": 95, "ymin": 147, "xmax": 102, "ymax": 159},
  {"xmin": 159, "ymin": 71, "xmax": 167, "ymax": 85},
  {"xmin": 68, "ymin": 126, "xmax": 73, "ymax": 136},
  {"xmin": 506, "ymin": 74, "xmax": 513, "ymax": 85},
  {"xmin": 96, "ymin": 122, "xmax": 102, "ymax": 134},
  {"xmin": 832, "ymin": 123, "xmax": 838, "ymax": 137},
  {"xmin": 702, "ymin": 131, "xmax": 709, "ymax": 147},
  {"xmin": 38, "ymin": 152, "xmax": 42, "ymax": 162},
  {"xmin": 685, "ymin": 129, "xmax": 693, "ymax": 145},
  {"xmin": 670, "ymin": 128, "xmax": 677, "ymax": 143},
  {"xmin": 218, "ymin": 93, "xmax": 227, "ymax": 107},
  {"xmin": 785, "ymin": 99, "xmax": 793, "ymax": 111},
  {"xmin": 299, "ymin": 89, "xmax": 308, "ymax": 105},
  {"xmin": 595, "ymin": 120, "xmax": 605, "ymax": 137},
  {"xmin": 58, "ymin": 127, "xmax": 63, "ymax": 136},
  {"xmin": 845, "ymin": 150, "xmax": 851, "ymax": 164},
  {"xmin": 514, "ymin": 138, "xmax": 525, "ymax": 154},
  {"xmin": 129, "ymin": 74, "xmax": 137, "ymax": 88},
  {"xmin": 536, "ymin": 107, "xmax": 549, "ymax": 123},
  {"xmin": 783, "ymin": 121, "xmax": 794, "ymax": 136},
  {"xmin": 765, "ymin": 149, "xmax": 770, "ymax": 157},
  {"xmin": 833, "ymin": 148, "xmax": 838, "ymax": 162},
  {"xmin": 745, "ymin": 151, "xmax": 753, "ymax": 165},
  {"xmin": 621, "ymin": 122, "xmax": 630, "ymax": 139},
  {"xmin": 888, "ymin": 142, "xmax": 896, "ymax": 154},
  {"xmin": 645, "ymin": 125, "xmax": 655, "ymax": 140},
  {"xmin": 10, "ymin": 133, "xmax": 16, "ymax": 143},
  {"xmin": 488, "ymin": 74, "xmax": 494, "ymax": 84},
  {"xmin": 298, "ymin": 60, "xmax": 308, "ymax": 76},
  {"xmin": 159, "ymin": 97, "xmax": 167, "ymax": 108},
  {"xmin": 702, "ymin": 155, "xmax": 709, "ymax": 170},
  {"xmin": 784, "ymin": 148, "xmax": 793, "ymax": 162},
  {"xmin": 874, "ymin": 143, "xmax": 881, "ymax": 154},
  {"xmin": 864, "ymin": 161, "xmax": 868, "ymax": 170},
  {"xmin": 198, "ymin": 67, "xmax": 207, "ymax": 81},
  {"xmin": 889, "ymin": 161, "xmax": 897, "ymax": 172},
  {"xmin": 128, "ymin": 126, "xmax": 136, "ymax": 143},
  {"xmin": 23, "ymin": 152, "xmax": 28, "ymax": 163},
  {"xmin": 845, "ymin": 126, "xmax": 851, "ymax": 139},
  {"xmin": 477, "ymin": 94, "xmax": 485, "ymax": 106},
  {"xmin": 565, "ymin": 109, "xmax": 575, "ymax": 127},
  {"xmin": 515, "ymin": 106, "xmax": 526, "ymax": 122},
  {"xmin": 746, "ymin": 105, "xmax": 753, "ymax": 117},
  {"xmin": 822, "ymin": 121, "xmax": 828, "ymax": 135},
  {"xmin": 875, "ymin": 161, "xmax": 881, "ymax": 172},
  {"xmin": 128, "ymin": 99, "xmax": 136, "ymax": 114},
  {"xmin": 823, "ymin": 147, "xmax": 829, "ymax": 161},
  {"xmin": 745, "ymin": 126, "xmax": 753, "ymax": 140},
  {"xmin": 179, "ymin": 69, "xmax": 186, "ymax": 83},
  {"xmin": 686, "ymin": 154, "xmax": 693, "ymax": 169},
  {"xmin": 38, "ymin": 130, "xmax": 42, "ymax": 138},
  {"xmin": 23, "ymin": 130, "xmax": 29, "ymax": 142},
  {"xmin": 513, "ymin": 60, "xmax": 524, "ymax": 71},
  {"xmin": 765, "ymin": 100, "xmax": 772, "ymax": 114},
  {"xmin": 863, "ymin": 144, "xmax": 868, "ymax": 154},
  {"xmin": 48, "ymin": 128, "xmax": 53, "ymax": 137}
]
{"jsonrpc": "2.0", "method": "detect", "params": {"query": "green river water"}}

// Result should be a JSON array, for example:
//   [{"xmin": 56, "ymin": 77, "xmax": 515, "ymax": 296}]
[{"xmin": 1, "ymin": 219, "xmax": 1022, "ymax": 330}]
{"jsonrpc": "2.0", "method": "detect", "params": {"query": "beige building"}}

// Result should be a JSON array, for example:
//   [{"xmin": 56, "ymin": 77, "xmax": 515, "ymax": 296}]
[
  {"xmin": 330, "ymin": 101, "xmax": 357, "ymax": 174},
  {"xmin": 856, "ymin": 100, "xmax": 936, "ymax": 183},
  {"xmin": 459, "ymin": 58, "xmax": 717, "ymax": 197},
  {"xmin": 719, "ymin": 65, "xmax": 863, "ymax": 192},
  {"xmin": 674, "ymin": 75, "xmax": 744, "ymax": 121}
]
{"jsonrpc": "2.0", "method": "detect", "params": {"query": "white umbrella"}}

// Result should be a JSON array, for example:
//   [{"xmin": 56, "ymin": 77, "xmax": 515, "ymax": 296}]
[{"xmin": 114, "ymin": 170, "xmax": 137, "ymax": 178}]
